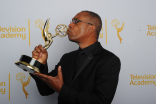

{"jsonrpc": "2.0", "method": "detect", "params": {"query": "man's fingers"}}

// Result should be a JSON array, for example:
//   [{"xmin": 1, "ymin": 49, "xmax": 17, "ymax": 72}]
[
  {"xmin": 38, "ymin": 45, "xmax": 46, "ymax": 53},
  {"xmin": 32, "ymin": 51, "xmax": 40, "ymax": 56},
  {"xmin": 35, "ymin": 46, "xmax": 41, "ymax": 53},
  {"xmin": 58, "ymin": 66, "xmax": 63, "ymax": 80},
  {"xmin": 32, "ymin": 55, "xmax": 39, "ymax": 59}
]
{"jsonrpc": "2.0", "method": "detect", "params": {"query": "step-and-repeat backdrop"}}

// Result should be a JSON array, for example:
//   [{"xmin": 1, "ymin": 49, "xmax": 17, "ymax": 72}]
[{"xmin": 0, "ymin": 0, "xmax": 156, "ymax": 104}]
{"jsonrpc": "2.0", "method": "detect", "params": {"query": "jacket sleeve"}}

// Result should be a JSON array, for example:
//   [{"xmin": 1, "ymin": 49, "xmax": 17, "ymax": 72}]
[
  {"xmin": 58, "ymin": 56, "xmax": 121, "ymax": 104},
  {"xmin": 30, "ymin": 62, "xmax": 60, "ymax": 96}
]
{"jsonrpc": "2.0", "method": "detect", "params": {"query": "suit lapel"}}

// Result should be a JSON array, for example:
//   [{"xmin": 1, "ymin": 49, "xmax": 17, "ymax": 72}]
[
  {"xmin": 71, "ymin": 53, "xmax": 94, "ymax": 84},
  {"xmin": 70, "ymin": 42, "xmax": 103, "ymax": 85},
  {"xmin": 66, "ymin": 50, "xmax": 78, "ymax": 85}
]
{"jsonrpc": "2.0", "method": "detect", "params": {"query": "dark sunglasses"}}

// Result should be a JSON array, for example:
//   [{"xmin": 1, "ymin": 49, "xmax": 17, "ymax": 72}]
[{"xmin": 70, "ymin": 19, "xmax": 93, "ymax": 25}]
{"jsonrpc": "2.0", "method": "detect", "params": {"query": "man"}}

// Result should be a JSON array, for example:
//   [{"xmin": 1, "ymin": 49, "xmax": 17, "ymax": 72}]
[{"xmin": 31, "ymin": 11, "xmax": 121, "ymax": 104}]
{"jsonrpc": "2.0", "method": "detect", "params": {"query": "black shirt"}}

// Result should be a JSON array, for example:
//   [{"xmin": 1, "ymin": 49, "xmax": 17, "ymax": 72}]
[{"xmin": 72, "ymin": 41, "xmax": 99, "ymax": 79}]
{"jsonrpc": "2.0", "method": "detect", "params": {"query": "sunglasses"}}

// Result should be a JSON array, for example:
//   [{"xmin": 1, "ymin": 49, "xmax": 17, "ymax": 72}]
[{"xmin": 70, "ymin": 19, "xmax": 93, "ymax": 25}]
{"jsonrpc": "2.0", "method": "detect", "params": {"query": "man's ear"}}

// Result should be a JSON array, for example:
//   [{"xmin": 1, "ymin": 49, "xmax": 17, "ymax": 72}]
[{"xmin": 87, "ymin": 25, "xmax": 95, "ymax": 34}]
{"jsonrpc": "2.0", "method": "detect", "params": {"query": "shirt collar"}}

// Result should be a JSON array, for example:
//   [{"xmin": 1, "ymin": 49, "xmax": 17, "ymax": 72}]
[{"xmin": 78, "ymin": 41, "xmax": 99, "ymax": 56}]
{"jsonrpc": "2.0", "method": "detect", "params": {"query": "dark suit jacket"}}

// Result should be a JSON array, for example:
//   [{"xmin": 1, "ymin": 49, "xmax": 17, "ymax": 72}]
[{"xmin": 32, "ymin": 42, "xmax": 121, "ymax": 104}]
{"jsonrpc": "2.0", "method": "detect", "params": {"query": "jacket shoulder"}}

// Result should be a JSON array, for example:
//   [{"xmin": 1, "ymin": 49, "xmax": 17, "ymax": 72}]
[{"xmin": 96, "ymin": 46, "xmax": 120, "ymax": 63}]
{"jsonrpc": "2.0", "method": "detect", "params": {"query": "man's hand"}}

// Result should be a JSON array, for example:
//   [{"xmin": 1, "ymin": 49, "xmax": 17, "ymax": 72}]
[
  {"xmin": 34, "ymin": 66, "xmax": 64, "ymax": 93},
  {"xmin": 32, "ymin": 45, "xmax": 48, "ymax": 64}
]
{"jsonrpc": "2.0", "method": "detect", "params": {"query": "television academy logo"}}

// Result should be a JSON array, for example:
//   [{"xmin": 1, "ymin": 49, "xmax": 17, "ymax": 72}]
[
  {"xmin": 111, "ymin": 19, "xmax": 125, "ymax": 44},
  {"xmin": 0, "ymin": 26, "xmax": 26, "ymax": 40},
  {"xmin": 147, "ymin": 25, "xmax": 156, "ymax": 36},
  {"xmin": 0, "ymin": 82, "xmax": 5, "ymax": 94},
  {"xmin": 16, "ymin": 73, "xmax": 31, "ymax": 99},
  {"xmin": 0, "ymin": 20, "xmax": 31, "ymax": 46},
  {"xmin": 130, "ymin": 74, "xmax": 156, "ymax": 86},
  {"xmin": 99, "ymin": 19, "xmax": 125, "ymax": 44}
]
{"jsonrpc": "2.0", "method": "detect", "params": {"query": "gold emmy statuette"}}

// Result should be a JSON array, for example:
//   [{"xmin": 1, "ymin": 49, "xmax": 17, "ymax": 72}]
[{"xmin": 15, "ymin": 19, "xmax": 67, "ymax": 74}]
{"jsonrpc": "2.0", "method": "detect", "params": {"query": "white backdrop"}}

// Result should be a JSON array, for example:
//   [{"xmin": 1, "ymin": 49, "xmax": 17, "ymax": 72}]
[{"xmin": 0, "ymin": 0, "xmax": 156, "ymax": 104}]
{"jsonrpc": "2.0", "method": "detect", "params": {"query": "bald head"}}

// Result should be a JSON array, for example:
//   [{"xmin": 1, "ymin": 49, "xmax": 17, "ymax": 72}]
[{"xmin": 81, "ymin": 11, "xmax": 102, "ymax": 39}]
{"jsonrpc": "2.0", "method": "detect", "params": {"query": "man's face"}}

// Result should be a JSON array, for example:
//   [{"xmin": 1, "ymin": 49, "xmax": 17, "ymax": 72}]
[{"xmin": 67, "ymin": 12, "xmax": 90, "ymax": 43}]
